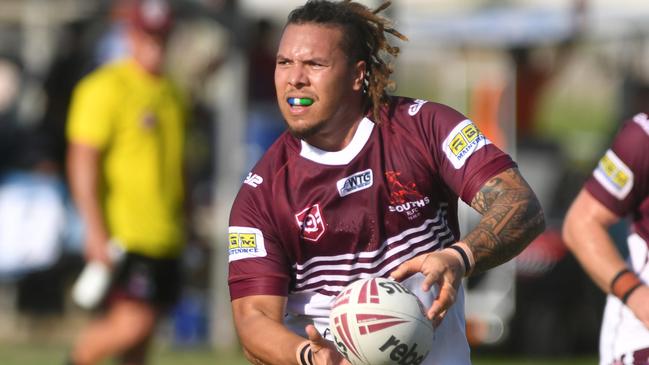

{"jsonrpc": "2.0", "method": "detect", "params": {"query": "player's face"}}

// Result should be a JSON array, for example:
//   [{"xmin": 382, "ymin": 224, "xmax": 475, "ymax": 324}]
[{"xmin": 275, "ymin": 23, "xmax": 365, "ymax": 146}]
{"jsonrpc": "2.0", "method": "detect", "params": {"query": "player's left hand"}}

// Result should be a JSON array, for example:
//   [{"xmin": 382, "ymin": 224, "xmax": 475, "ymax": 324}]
[
  {"xmin": 389, "ymin": 250, "xmax": 464, "ymax": 327},
  {"xmin": 305, "ymin": 324, "xmax": 351, "ymax": 365}
]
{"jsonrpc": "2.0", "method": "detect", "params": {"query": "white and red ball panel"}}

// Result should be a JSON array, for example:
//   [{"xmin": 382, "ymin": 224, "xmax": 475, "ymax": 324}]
[{"xmin": 329, "ymin": 277, "xmax": 434, "ymax": 365}]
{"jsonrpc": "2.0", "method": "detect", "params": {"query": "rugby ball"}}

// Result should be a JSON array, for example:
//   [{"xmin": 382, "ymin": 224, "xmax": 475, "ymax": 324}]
[{"xmin": 329, "ymin": 277, "xmax": 434, "ymax": 365}]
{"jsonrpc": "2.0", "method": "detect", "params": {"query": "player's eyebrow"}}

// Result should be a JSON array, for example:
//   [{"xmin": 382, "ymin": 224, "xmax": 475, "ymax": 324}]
[
  {"xmin": 276, "ymin": 53, "xmax": 330, "ymax": 65},
  {"xmin": 276, "ymin": 54, "xmax": 290, "ymax": 62},
  {"xmin": 304, "ymin": 57, "xmax": 329, "ymax": 65}
]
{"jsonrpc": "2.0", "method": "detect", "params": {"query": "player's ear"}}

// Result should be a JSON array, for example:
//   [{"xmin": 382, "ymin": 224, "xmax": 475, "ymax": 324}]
[{"xmin": 352, "ymin": 60, "xmax": 366, "ymax": 92}]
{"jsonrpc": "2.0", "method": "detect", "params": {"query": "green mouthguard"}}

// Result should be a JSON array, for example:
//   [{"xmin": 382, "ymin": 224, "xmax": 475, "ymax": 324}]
[{"xmin": 288, "ymin": 97, "xmax": 314, "ymax": 106}]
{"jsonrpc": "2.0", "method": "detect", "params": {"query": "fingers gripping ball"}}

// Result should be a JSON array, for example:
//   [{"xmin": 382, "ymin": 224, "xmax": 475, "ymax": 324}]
[{"xmin": 329, "ymin": 277, "xmax": 434, "ymax": 365}]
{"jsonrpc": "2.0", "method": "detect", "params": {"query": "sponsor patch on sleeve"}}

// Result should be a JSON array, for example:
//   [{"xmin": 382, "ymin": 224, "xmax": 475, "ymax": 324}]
[
  {"xmin": 442, "ymin": 119, "xmax": 491, "ymax": 169},
  {"xmin": 228, "ymin": 226, "xmax": 267, "ymax": 262},
  {"xmin": 593, "ymin": 149, "xmax": 634, "ymax": 200}
]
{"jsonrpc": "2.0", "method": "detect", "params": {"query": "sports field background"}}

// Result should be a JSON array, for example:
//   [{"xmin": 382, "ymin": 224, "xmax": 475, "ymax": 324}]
[{"xmin": 0, "ymin": 343, "xmax": 597, "ymax": 365}]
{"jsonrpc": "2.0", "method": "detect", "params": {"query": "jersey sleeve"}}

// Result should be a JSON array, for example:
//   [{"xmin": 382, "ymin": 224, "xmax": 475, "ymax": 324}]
[
  {"xmin": 66, "ymin": 71, "xmax": 117, "ymax": 149},
  {"xmin": 583, "ymin": 114, "xmax": 649, "ymax": 216},
  {"xmin": 425, "ymin": 103, "xmax": 516, "ymax": 204},
  {"xmin": 228, "ymin": 181, "xmax": 291, "ymax": 300}
]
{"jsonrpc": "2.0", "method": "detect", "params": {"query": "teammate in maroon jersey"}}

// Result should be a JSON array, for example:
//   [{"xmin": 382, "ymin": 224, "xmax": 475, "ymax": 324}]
[
  {"xmin": 228, "ymin": 1, "xmax": 545, "ymax": 364},
  {"xmin": 563, "ymin": 113, "xmax": 649, "ymax": 365}
]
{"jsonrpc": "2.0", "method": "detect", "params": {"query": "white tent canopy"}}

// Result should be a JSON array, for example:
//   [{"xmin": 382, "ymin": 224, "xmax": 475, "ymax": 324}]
[{"xmin": 402, "ymin": 4, "xmax": 649, "ymax": 49}]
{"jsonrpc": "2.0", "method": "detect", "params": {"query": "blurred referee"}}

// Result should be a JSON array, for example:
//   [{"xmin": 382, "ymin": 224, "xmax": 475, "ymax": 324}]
[{"xmin": 65, "ymin": 0, "xmax": 188, "ymax": 364}]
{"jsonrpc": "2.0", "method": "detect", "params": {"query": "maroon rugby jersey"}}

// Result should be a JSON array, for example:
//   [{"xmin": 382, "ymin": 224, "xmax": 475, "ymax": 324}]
[
  {"xmin": 584, "ymin": 113, "xmax": 649, "ymax": 243},
  {"xmin": 228, "ymin": 96, "xmax": 514, "ymax": 300}
]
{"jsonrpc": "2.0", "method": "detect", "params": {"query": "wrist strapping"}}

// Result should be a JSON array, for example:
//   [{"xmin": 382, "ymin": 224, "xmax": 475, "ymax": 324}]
[
  {"xmin": 296, "ymin": 341, "xmax": 314, "ymax": 365},
  {"xmin": 610, "ymin": 268, "xmax": 643, "ymax": 304},
  {"xmin": 447, "ymin": 243, "xmax": 475, "ymax": 277}
]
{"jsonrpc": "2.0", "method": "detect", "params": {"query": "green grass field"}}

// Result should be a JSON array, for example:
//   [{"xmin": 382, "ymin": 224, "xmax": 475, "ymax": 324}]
[{"xmin": 0, "ymin": 342, "xmax": 596, "ymax": 365}]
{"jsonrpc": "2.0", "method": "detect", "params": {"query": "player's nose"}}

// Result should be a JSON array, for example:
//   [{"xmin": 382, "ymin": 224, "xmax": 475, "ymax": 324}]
[{"xmin": 288, "ymin": 64, "xmax": 308, "ymax": 87}]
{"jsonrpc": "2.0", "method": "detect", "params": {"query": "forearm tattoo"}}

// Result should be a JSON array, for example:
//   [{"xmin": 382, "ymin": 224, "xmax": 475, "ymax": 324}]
[{"xmin": 465, "ymin": 168, "xmax": 545, "ymax": 274}]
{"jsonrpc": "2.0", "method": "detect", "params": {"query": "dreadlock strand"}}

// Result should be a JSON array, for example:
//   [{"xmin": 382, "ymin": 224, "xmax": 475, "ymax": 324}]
[
  {"xmin": 373, "ymin": 1, "xmax": 391, "ymax": 15},
  {"xmin": 385, "ymin": 27, "xmax": 408, "ymax": 42},
  {"xmin": 361, "ymin": 1, "xmax": 408, "ymax": 122}
]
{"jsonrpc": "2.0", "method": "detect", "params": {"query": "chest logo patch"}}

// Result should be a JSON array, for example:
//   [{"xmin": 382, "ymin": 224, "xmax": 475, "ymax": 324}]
[
  {"xmin": 442, "ymin": 119, "xmax": 490, "ymax": 169},
  {"xmin": 337, "ymin": 169, "xmax": 373, "ymax": 197},
  {"xmin": 593, "ymin": 149, "xmax": 634, "ymax": 200},
  {"xmin": 228, "ymin": 226, "xmax": 267, "ymax": 262},
  {"xmin": 408, "ymin": 99, "xmax": 427, "ymax": 116},
  {"xmin": 295, "ymin": 203, "xmax": 326, "ymax": 242}
]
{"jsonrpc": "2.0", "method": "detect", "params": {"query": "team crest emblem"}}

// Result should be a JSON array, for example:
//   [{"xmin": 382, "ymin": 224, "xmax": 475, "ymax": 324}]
[
  {"xmin": 385, "ymin": 171, "xmax": 431, "ymax": 220},
  {"xmin": 385, "ymin": 171, "xmax": 424, "ymax": 204},
  {"xmin": 295, "ymin": 203, "xmax": 326, "ymax": 242}
]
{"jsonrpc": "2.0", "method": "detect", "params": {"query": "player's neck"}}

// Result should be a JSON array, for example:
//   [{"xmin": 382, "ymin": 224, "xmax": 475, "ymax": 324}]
[{"xmin": 303, "ymin": 111, "xmax": 365, "ymax": 152}]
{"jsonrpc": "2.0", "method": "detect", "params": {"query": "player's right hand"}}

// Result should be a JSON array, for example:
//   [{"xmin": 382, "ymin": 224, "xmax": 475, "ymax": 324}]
[
  {"xmin": 626, "ymin": 284, "xmax": 649, "ymax": 329},
  {"xmin": 305, "ymin": 324, "xmax": 351, "ymax": 365}
]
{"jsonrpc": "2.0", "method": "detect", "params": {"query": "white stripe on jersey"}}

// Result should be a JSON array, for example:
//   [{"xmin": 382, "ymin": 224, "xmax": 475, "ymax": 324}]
[
  {"xmin": 291, "ymin": 206, "xmax": 455, "ymax": 293},
  {"xmin": 292, "ymin": 234, "xmax": 456, "ymax": 293},
  {"xmin": 293, "ymin": 219, "xmax": 453, "ymax": 282},
  {"xmin": 295, "ymin": 206, "xmax": 449, "ymax": 269}
]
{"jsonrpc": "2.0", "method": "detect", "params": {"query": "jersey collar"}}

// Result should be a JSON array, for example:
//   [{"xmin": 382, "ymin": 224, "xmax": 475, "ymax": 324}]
[{"xmin": 299, "ymin": 117, "xmax": 374, "ymax": 166}]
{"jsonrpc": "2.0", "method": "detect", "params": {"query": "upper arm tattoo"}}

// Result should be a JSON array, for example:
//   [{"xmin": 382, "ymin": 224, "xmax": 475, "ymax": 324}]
[{"xmin": 464, "ymin": 168, "xmax": 545, "ymax": 273}]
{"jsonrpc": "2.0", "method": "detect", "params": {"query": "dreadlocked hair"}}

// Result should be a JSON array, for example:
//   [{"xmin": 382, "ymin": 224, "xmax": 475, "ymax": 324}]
[{"xmin": 287, "ymin": 0, "xmax": 408, "ymax": 124}]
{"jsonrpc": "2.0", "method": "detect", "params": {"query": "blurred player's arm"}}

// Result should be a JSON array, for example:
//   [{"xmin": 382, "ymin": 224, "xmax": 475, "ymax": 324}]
[
  {"xmin": 464, "ymin": 167, "xmax": 545, "ymax": 274},
  {"xmin": 563, "ymin": 189, "xmax": 625, "ymax": 290},
  {"xmin": 563, "ymin": 189, "xmax": 649, "ymax": 328},
  {"xmin": 231, "ymin": 295, "xmax": 348, "ymax": 365},
  {"xmin": 67, "ymin": 143, "xmax": 111, "ymax": 264}
]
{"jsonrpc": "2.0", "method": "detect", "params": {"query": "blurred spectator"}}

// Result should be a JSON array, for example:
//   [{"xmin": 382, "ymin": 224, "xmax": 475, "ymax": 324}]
[
  {"xmin": 0, "ymin": 137, "xmax": 66, "ymax": 278},
  {"xmin": 511, "ymin": 0, "xmax": 587, "ymax": 143},
  {"xmin": 0, "ymin": 36, "xmax": 85, "ymax": 317},
  {"xmin": 0, "ymin": 134, "xmax": 84, "ymax": 316},
  {"xmin": 65, "ymin": 0, "xmax": 189, "ymax": 364},
  {"xmin": 563, "ymin": 111, "xmax": 649, "ymax": 365},
  {"xmin": 244, "ymin": 17, "xmax": 284, "ymax": 170}
]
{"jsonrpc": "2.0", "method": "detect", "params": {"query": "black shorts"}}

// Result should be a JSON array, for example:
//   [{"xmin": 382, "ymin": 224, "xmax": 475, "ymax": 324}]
[{"xmin": 107, "ymin": 252, "xmax": 182, "ymax": 309}]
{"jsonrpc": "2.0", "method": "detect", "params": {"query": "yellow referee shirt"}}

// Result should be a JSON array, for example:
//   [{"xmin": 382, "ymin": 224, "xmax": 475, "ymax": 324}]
[{"xmin": 67, "ymin": 59, "xmax": 187, "ymax": 258}]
